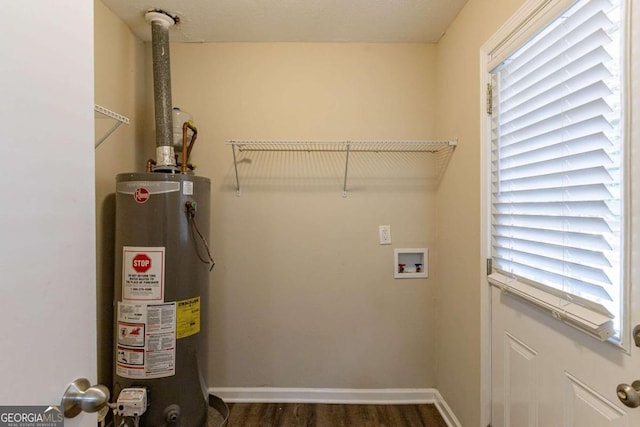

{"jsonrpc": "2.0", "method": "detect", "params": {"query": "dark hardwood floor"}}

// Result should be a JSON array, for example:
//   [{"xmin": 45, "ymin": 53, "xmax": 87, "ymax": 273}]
[{"xmin": 209, "ymin": 403, "xmax": 448, "ymax": 427}]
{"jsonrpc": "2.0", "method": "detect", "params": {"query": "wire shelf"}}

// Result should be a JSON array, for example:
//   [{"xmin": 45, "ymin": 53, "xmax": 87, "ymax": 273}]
[{"xmin": 227, "ymin": 140, "xmax": 457, "ymax": 197}]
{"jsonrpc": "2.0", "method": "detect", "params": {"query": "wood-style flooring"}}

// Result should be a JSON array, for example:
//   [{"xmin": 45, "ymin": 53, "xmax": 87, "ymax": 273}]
[{"xmin": 209, "ymin": 402, "xmax": 448, "ymax": 427}]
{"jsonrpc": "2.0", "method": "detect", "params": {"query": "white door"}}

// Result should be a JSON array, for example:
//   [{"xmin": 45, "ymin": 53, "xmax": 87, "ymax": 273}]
[
  {"xmin": 490, "ymin": 287, "xmax": 640, "ymax": 426},
  {"xmin": 484, "ymin": 0, "xmax": 640, "ymax": 426},
  {"xmin": 0, "ymin": 2, "xmax": 97, "ymax": 426}
]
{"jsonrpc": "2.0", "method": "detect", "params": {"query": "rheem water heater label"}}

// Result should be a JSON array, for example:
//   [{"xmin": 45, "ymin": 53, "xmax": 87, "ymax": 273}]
[
  {"xmin": 122, "ymin": 247, "xmax": 165, "ymax": 302},
  {"xmin": 116, "ymin": 302, "xmax": 176, "ymax": 379}
]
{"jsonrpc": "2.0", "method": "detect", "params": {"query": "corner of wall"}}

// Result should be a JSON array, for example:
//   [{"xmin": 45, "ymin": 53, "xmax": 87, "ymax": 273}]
[
  {"xmin": 94, "ymin": 0, "xmax": 147, "ymax": 389},
  {"xmin": 433, "ymin": 0, "xmax": 528, "ymax": 425}
]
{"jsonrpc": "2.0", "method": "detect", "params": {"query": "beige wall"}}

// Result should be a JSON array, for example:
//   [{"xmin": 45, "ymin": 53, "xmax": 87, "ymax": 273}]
[
  {"xmin": 93, "ymin": 0, "xmax": 544, "ymax": 422},
  {"xmin": 163, "ymin": 43, "xmax": 440, "ymax": 388},
  {"xmin": 434, "ymin": 0, "xmax": 527, "ymax": 425},
  {"xmin": 94, "ymin": 0, "xmax": 145, "ymax": 387},
  {"xmin": 94, "ymin": 8, "xmax": 441, "ymax": 391}
]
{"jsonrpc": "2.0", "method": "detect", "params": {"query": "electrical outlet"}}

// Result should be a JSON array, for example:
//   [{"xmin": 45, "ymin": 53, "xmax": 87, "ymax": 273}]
[{"xmin": 379, "ymin": 225, "xmax": 391, "ymax": 245}]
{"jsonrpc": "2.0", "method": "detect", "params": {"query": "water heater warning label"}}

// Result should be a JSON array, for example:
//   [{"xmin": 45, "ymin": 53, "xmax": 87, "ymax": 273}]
[
  {"xmin": 118, "ymin": 322, "xmax": 145, "ymax": 347},
  {"xmin": 176, "ymin": 296, "xmax": 200, "ymax": 339},
  {"xmin": 123, "ymin": 247, "xmax": 165, "ymax": 302},
  {"xmin": 116, "ymin": 302, "xmax": 176, "ymax": 379}
]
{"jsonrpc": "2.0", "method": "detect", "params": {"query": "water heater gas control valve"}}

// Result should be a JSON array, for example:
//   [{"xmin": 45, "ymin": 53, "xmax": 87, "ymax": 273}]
[{"xmin": 116, "ymin": 387, "xmax": 148, "ymax": 417}]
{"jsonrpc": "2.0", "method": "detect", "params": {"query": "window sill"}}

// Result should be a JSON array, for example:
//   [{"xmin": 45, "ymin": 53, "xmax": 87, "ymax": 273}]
[{"xmin": 488, "ymin": 272, "xmax": 615, "ymax": 341}]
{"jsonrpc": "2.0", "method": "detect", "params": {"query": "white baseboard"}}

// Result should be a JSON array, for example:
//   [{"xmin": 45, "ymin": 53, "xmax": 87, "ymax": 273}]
[
  {"xmin": 431, "ymin": 389, "xmax": 462, "ymax": 427},
  {"xmin": 208, "ymin": 387, "xmax": 461, "ymax": 427}
]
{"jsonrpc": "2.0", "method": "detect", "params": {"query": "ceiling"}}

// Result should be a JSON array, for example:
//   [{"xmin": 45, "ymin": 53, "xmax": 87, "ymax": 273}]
[{"xmin": 100, "ymin": 0, "xmax": 468, "ymax": 43}]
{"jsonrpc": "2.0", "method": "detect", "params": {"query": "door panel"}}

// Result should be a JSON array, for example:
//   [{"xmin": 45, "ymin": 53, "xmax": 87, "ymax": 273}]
[
  {"xmin": 0, "ymin": 2, "xmax": 96, "ymax": 425},
  {"xmin": 564, "ymin": 373, "xmax": 626, "ymax": 427},
  {"xmin": 492, "ymin": 289, "xmax": 638, "ymax": 426},
  {"xmin": 503, "ymin": 332, "xmax": 538, "ymax": 427}
]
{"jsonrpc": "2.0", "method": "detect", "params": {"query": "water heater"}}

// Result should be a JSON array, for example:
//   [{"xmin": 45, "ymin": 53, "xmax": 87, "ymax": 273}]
[
  {"xmin": 113, "ymin": 174, "xmax": 210, "ymax": 426},
  {"xmin": 111, "ymin": 9, "xmax": 216, "ymax": 427}
]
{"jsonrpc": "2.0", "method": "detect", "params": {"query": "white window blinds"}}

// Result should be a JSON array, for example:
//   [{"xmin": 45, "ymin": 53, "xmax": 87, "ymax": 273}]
[{"xmin": 490, "ymin": 0, "xmax": 623, "ymax": 333}]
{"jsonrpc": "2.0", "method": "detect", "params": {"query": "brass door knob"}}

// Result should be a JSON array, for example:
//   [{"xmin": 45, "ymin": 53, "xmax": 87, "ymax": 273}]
[{"xmin": 616, "ymin": 380, "xmax": 640, "ymax": 408}]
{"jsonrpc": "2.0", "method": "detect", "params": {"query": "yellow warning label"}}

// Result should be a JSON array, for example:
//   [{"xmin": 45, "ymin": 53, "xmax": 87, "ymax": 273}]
[{"xmin": 176, "ymin": 296, "xmax": 200, "ymax": 339}]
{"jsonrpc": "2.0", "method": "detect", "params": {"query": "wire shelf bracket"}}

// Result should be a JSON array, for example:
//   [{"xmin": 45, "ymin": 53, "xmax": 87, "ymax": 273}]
[{"xmin": 95, "ymin": 104, "xmax": 130, "ymax": 148}]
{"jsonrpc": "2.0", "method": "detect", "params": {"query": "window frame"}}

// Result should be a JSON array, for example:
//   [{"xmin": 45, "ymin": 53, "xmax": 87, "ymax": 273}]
[{"xmin": 480, "ymin": 0, "xmax": 632, "ymax": 348}]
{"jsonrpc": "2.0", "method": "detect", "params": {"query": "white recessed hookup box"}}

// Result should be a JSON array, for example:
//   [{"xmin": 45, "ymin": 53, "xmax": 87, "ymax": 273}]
[{"xmin": 394, "ymin": 248, "xmax": 428, "ymax": 279}]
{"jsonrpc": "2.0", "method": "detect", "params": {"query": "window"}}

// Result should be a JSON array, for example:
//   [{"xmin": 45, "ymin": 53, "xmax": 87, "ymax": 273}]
[{"xmin": 487, "ymin": 0, "xmax": 625, "ymax": 341}]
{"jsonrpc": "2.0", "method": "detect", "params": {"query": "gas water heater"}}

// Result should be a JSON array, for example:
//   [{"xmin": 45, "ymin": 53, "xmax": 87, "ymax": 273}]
[
  {"xmin": 113, "ymin": 173, "xmax": 211, "ymax": 426},
  {"xmin": 112, "ymin": 10, "xmax": 215, "ymax": 427}
]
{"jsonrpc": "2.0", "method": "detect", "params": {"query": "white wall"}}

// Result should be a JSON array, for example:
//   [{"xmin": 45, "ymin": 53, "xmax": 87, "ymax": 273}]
[{"xmin": 0, "ymin": 0, "xmax": 96, "ymax": 415}]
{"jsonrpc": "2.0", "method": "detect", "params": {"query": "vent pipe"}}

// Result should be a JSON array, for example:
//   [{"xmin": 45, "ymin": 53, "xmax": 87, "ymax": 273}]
[{"xmin": 145, "ymin": 10, "xmax": 177, "ymax": 170}]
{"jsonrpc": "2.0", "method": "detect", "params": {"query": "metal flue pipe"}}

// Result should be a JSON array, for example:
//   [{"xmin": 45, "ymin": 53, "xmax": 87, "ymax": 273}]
[{"xmin": 145, "ymin": 10, "xmax": 177, "ymax": 170}]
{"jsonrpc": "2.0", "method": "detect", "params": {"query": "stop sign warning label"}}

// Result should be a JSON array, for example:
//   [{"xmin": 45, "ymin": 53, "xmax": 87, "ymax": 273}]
[
  {"xmin": 132, "ymin": 254, "xmax": 151, "ymax": 273},
  {"xmin": 123, "ymin": 247, "xmax": 165, "ymax": 301}
]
